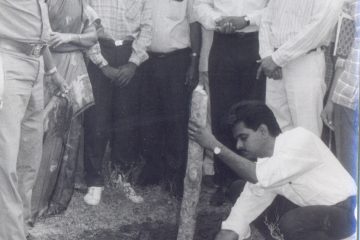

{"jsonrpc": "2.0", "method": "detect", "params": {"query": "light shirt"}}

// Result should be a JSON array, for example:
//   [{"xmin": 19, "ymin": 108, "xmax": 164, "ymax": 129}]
[
  {"xmin": 0, "ymin": 0, "xmax": 50, "ymax": 43},
  {"xmin": 332, "ymin": 0, "xmax": 359, "ymax": 110},
  {"xmin": 149, "ymin": 0, "xmax": 196, "ymax": 53},
  {"xmin": 193, "ymin": 0, "xmax": 268, "ymax": 32},
  {"xmin": 259, "ymin": 0, "xmax": 345, "ymax": 67},
  {"xmin": 222, "ymin": 127, "xmax": 357, "ymax": 239},
  {"xmin": 88, "ymin": 0, "xmax": 152, "ymax": 65}
]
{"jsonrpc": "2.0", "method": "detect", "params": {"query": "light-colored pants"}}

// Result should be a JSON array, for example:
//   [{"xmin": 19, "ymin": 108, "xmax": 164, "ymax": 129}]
[
  {"xmin": 0, "ymin": 49, "xmax": 44, "ymax": 240},
  {"xmin": 266, "ymin": 50, "xmax": 326, "ymax": 136}
]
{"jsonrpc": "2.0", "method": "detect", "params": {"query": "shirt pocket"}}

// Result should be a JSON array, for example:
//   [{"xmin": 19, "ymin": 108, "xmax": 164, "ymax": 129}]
[
  {"xmin": 167, "ymin": 1, "xmax": 187, "ymax": 22},
  {"xmin": 125, "ymin": 0, "xmax": 142, "ymax": 20}
]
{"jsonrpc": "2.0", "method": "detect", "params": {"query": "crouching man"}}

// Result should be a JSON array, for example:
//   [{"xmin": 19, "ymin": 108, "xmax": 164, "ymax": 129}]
[{"xmin": 189, "ymin": 101, "xmax": 356, "ymax": 240}]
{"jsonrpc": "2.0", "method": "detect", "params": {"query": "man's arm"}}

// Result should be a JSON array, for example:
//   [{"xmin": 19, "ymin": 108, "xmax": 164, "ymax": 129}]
[
  {"xmin": 216, "ymin": 183, "xmax": 277, "ymax": 240},
  {"xmin": 193, "ymin": 0, "xmax": 221, "ymax": 30},
  {"xmin": 259, "ymin": 2, "xmax": 274, "ymax": 59},
  {"xmin": 128, "ymin": 0, "xmax": 152, "ymax": 66},
  {"xmin": 116, "ymin": 0, "xmax": 152, "ymax": 86},
  {"xmin": 271, "ymin": 0, "xmax": 344, "ymax": 67},
  {"xmin": 188, "ymin": 123, "xmax": 257, "ymax": 183}
]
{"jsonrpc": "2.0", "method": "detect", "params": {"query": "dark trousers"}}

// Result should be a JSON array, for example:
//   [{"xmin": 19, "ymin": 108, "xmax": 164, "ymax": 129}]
[
  {"xmin": 229, "ymin": 180, "xmax": 356, "ymax": 240},
  {"xmin": 84, "ymin": 42, "xmax": 141, "ymax": 186},
  {"xmin": 139, "ymin": 48, "xmax": 191, "ymax": 187},
  {"xmin": 209, "ymin": 32, "xmax": 266, "ymax": 186}
]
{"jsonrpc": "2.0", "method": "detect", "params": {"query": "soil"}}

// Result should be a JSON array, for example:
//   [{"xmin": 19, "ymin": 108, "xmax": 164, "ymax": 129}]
[{"xmin": 30, "ymin": 184, "xmax": 265, "ymax": 240}]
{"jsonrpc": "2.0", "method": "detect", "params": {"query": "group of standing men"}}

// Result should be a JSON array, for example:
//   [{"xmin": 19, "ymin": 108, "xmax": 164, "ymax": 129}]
[{"xmin": 0, "ymin": 0, "xmax": 358, "ymax": 240}]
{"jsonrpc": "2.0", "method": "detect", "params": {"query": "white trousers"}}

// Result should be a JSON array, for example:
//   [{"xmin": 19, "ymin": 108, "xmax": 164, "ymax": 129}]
[{"xmin": 266, "ymin": 50, "xmax": 326, "ymax": 136}]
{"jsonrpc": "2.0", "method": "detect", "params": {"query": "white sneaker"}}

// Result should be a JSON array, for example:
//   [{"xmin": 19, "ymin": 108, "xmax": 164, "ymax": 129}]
[{"xmin": 84, "ymin": 186, "xmax": 103, "ymax": 206}]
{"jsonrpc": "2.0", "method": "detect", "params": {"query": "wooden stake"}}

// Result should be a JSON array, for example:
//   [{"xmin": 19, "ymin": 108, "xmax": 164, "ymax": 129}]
[{"xmin": 177, "ymin": 85, "xmax": 208, "ymax": 240}]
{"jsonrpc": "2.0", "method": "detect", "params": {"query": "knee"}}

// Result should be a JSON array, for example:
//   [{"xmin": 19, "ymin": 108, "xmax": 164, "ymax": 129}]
[{"xmin": 279, "ymin": 212, "xmax": 300, "ymax": 240}]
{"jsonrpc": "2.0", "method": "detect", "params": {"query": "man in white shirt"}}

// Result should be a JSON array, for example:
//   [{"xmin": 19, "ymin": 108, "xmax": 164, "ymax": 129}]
[
  {"xmin": 257, "ymin": 0, "xmax": 345, "ymax": 137},
  {"xmin": 193, "ymin": 0, "xmax": 269, "ymax": 196},
  {"xmin": 137, "ymin": 0, "xmax": 201, "ymax": 197},
  {"xmin": 189, "ymin": 101, "xmax": 356, "ymax": 240}
]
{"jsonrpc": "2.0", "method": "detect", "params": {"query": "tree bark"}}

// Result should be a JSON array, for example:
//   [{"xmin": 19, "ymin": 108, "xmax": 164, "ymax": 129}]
[{"xmin": 177, "ymin": 86, "xmax": 208, "ymax": 240}]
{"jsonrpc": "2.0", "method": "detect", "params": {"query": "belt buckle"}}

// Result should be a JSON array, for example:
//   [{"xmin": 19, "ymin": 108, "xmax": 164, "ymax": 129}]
[
  {"xmin": 30, "ymin": 44, "xmax": 45, "ymax": 57},
  {"xmin": 115, "ymin": 40, "xmax": 124, "ymax": 46}
]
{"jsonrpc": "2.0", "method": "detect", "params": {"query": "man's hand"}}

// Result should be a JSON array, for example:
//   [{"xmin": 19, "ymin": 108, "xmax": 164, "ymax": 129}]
[
  {"xmin": 51, "ymin": 72, "xmax": 70, "ymax": 97},
  {"xmin": 215, "ymin": 17, "xmax": 236, "ymax": 34},
  {"xmin": 188, "ymin": 121, "xmax": 218, "ymax": 150},
  {"xmin": 101, "ymin": 65, "xmax": 120, "ymax": 81},
  {"xmin": 216, "ymin": 16, "xmax": 249, "ymax": 34},
  {"xmin": 215, "ymin": 230, "xmax": 239, "ymax": 240},
  {"xmin": 185, "ymin": 58, "xmax": 199, "ymax": 91},
  {"xmin": 115, "ymin": 62, "xmax": 137, "ymax": 88},
  {"xmin": 321, "ymin": 101, "xmax": 335, "ymax": 131},
  {"xmin": 256, "ymin": 56, "xmax": 281, "ymax": 80},
  {"xmin": 49, "ymin": 32, "xmax": 73, "ymax": 48}
]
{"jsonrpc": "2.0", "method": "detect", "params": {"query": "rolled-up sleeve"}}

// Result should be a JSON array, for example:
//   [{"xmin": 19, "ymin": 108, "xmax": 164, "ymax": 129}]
[
  {"xmin": 129, "ymin": 0, "xmax": 152, "ymax": 66},
  {"xmin": 222, "ymin": 183, "xmax": 276, "ymax": 239}
]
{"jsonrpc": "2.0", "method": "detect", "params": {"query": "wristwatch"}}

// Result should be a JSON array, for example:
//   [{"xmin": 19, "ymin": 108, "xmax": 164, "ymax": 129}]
[
  {"xmin": 244, "ymin": 16, "xmax": 250, "ymax": 26},
  {"xmin": 213, "ymin": 146, "xmax": 222, "ymax": 155}
]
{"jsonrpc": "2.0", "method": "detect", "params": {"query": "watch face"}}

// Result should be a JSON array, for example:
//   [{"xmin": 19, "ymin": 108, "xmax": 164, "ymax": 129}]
[{"xmin": 214, "ymin": 147, "xmax": 221, "ymax": 155}]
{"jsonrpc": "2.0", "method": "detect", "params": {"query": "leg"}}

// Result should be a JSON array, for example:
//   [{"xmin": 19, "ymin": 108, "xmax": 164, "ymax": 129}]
[
  {"xmin": 266, "ymin": 77, "xmax": 294, "ymax": 132},
  {"xmin": 138, "ymin": 58, "xmax": 165, "ymax": 185},
  {"xmin": 334, "ymin": 104, "xmax": 358, "ymax": 179},
  {"xmin": 111, "ymin": 45, "xmax": 140, "ymax": 175},
  {"xmin": 279, "ymin": 202, "xmax": 356, "ymax": 240},
  {"xmin": 160, "ymin": 51, "xmax": 191, "ymax": 196},
  {"xmin": 84, "ymin": 61, "xmax": 113, "ymax": 187},
  {"xmin": 0, "ymin": 50, "xmax": 42, "ymax": 240},
  {"xmin": 283, "ymin": 51, "xmax": 326, "ymax": 136},
  {"xmin": 16, "ymin": 60, "xmax": 44, "ymax": 228}
]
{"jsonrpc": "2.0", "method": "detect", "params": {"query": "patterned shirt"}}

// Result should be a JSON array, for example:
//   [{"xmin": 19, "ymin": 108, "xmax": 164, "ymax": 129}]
[
  {"xmin": 332, "ymin": 1, "xmax": 359, "ymax": 110},
  {"xmin": 88, "ymin": 0, "xmax": 152, "ymax": 65},
  {"xmin": 259, "ymin": 0, "xmax": 344, "ymax": 67}
]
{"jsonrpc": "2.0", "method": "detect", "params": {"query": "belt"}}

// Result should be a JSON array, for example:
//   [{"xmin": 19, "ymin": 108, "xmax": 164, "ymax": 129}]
[
  {"xmin": 216, "ymin": 31, "xmax": 258, "ymax": 39},
  {"xmin": 0, "ymin": 38, "xmax": 46, "ymax": 57},
  {"xmin": 274, "ymin": 46, "xmax": 326, "ymax": 55},
  {"xmin": 148, "ymin": 48, "xmax": 191, "ymax": 59},
  {"xmin": 99, "ymin": 38, "xmax": 133, "ymax": 48},
  {"xmin": 335, "ymin": 195, "xmax": 356, "ymax": 211}
]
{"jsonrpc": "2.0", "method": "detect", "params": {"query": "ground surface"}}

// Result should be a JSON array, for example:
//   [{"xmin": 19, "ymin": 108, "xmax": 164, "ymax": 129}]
[{"xmin": 30, "ymin": 183, "xmax": 265, "ymax": 240}]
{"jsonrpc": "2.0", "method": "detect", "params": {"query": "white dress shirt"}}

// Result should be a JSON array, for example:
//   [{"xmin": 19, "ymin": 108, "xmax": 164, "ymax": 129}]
[
  {"xmin": 222, "ymin": 127, "xmax": 357, "ymax": 239},
  {"xmin": 194, "ymin": 0, "xmax": 268, "ymax": 32},
  {"xmin": 149, "ymin": 0, "xmax": 196, "ymax": 53},
  {"xmin": 259, "ymin": 0, "xmax": 345, "ymax": 67}
]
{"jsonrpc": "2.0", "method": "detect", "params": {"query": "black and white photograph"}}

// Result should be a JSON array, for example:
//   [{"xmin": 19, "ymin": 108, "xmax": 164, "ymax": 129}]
[{"xmin": 0, "ymin": 0, "xmax": 358, "ymax": 239}]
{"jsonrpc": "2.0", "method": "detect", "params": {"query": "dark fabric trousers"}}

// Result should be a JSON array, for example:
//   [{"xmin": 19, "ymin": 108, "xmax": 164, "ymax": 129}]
[
  {"xmin": 209, "ymin": 32, "xmax": 266, "ymax": 186},
  {"xmin": 229, "ymin": 180, "xmax": 356, "ymax": 240},
  {"xmin": 84, "ymin": 43, "xmax": 141, "ymax": 187},
  {"xmin": 139, "ymin": 48, "xmax": 191, "ymax": 189}
]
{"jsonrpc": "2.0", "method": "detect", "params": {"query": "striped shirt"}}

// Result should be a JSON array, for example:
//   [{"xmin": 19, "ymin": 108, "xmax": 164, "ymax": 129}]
[
  {"xmin": 88, "ymin": 0, "xmax": 152, "ymax": 65},
  {"xmin": 259, "ymin": 0, "xmax": 344, "ymax": 67},
  {"xmin": 332, "ymin": 1, "xmax": 360, "ymax": 110},
  {"xmin": 194, "ymin": 0, "xmax": 268, "ymax": 32}
]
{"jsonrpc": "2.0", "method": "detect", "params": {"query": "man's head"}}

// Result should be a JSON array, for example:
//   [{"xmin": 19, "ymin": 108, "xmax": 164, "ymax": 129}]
[{"xmin": 226, "ymin": 101, "xmax": 281, "ymax": 158}]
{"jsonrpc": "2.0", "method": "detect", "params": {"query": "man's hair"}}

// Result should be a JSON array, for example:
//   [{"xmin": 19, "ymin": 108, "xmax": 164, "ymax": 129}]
[{"xmin": 225, "ymin": 101, "xmax": 281, "ymax": 137}]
